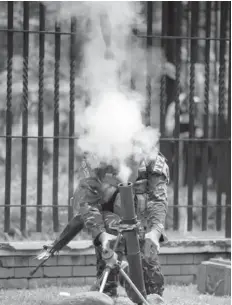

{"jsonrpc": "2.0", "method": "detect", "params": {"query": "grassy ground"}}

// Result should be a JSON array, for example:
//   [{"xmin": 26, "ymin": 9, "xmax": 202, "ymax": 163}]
[{"xmin": 0, "ymin": 285, "xmax": 230, "ymax": 305}]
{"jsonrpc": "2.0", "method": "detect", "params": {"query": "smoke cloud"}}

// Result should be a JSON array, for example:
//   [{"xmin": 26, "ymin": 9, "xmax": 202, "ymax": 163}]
[
  {"xmin": 51, "ymin": 2, "xmax": 161, "ymax": 183},
  {"xmin": 77, "ymin": 88, "xmax": 159, "ymax": 182}
]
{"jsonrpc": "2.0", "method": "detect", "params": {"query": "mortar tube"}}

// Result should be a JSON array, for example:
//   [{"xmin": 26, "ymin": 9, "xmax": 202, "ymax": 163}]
[{"xmin": 118, "ymin": 182, "xmax": 147, "ymax": 303}]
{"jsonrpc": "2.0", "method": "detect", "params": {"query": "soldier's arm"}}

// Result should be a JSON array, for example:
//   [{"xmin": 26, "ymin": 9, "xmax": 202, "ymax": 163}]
[
  {"xmin": 75, "ymin": 177, "xmax": 106, "ymax": 240},
  {"xmin": 146, "ymin": 153, "xmax": 169, "ymax": 235}
]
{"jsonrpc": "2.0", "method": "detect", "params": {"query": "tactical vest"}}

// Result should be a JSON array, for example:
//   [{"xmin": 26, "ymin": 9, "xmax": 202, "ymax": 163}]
[
  {"xmin": 100, "ymin": 152, "xmax": 169, "ymax": 221},
  {"xmin": 75, "ymin": 152, "xmax": 168, "ymax": 215}
]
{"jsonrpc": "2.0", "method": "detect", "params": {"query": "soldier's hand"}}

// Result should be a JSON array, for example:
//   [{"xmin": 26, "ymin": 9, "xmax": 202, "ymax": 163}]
[
  {"xmin": 36, "ymin": 244, "xmax": 53, "ymax": 261},
  {"xmin": 144, "ymin": 230, "xmax": 161, "ymax": 257},
  {"xmin": 99, "ymin": 232, "xmax": 117, "ymax": 253}
]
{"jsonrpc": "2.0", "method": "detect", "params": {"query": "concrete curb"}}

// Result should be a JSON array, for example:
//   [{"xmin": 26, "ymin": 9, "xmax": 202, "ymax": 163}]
[{"xmin": 0, "ymin": 238, "xmax": 230, "ymax": 255}]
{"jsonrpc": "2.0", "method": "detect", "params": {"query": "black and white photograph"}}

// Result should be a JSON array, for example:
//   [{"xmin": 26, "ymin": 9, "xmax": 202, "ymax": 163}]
[{"xmin": 0, "ymin": 1, "xmax": 230, "ymax": 305}]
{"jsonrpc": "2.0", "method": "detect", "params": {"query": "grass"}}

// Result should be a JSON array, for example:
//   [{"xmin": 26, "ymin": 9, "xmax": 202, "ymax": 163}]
[{"xmin": 0, "ymin": 285, "xmax": 230, "ymax": 305}]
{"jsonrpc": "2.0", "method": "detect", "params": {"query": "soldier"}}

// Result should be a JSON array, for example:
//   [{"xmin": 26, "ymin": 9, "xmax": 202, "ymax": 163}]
[
  {"xmin": 40, "ymin": 150, "xmax": 169, "ymax": 301},
  {"xmin": 35, "ymin": 7, "xmax": 169, "ymax": 301}
]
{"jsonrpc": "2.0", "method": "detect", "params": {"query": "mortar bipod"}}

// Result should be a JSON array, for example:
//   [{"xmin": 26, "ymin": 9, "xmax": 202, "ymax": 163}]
[{"xmin": 97, "ymin": 224, "xmax": 151, "ymax": 305}]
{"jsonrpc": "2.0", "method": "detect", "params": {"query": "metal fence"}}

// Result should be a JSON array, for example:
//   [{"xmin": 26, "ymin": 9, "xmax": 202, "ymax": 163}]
[{"xmin": 0, "ymin": 2, "xmax": 231, "ymax": 238}]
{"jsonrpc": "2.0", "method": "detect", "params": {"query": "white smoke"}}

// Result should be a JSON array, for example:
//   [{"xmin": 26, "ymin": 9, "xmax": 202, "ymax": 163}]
[
  {"xmin": 50, "ymin": 2, "xmax": 161, "ymax": 183},
  {"xmin": 77, "ymin": 88, "xmax": 159, "ymax": 182}
]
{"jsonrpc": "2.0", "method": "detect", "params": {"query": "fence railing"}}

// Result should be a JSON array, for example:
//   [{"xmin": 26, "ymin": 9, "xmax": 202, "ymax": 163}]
[{"xmin": 0, "ymin": 1, "xmax": 230, "ymax": 238}]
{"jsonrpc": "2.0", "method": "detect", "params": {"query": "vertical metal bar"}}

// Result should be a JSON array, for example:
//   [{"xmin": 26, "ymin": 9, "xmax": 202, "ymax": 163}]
[
  {"xmin": 187, "ymin": 2, "xmax": 199, "ymax": 232},
  {"xmin": 20, "ymin": 2, "xmax": 29, "ymax": 234},
  {"xmin": 225, "ymin": 3, "xmax": 231, "ymax": 238},
  {"xmin": 214, "ymin": 2, "xmax": 219, "ymax": 82},
  {"xmin": 130, "ymin": 29, "xmax": 136, "ymax": 90},
  {"xmin": 216, "ymin": 2, "xmax": 228, "ymax": 231},
  {"xmin": 211, "ymin": 1, "xmax": 219, "ymax": 147},
  {"xmin": 212, "ymin": 2, "xmax": 219, "ymax": 182},
  {"xmin": 160, "ymin": 3, "xmax": 169, "ymax": 197},
  {"xmin": 160, "ymin": 1, "xmax": 167, "ymax": 149},
  {"xmin": 68, "ymin": 17, "xmax": 76, "ymax": 221},
  {"xmin": 4, "ymin": 2, "xmax": 14, "ymax": 232},
  {"xmin": 53, "ymin": 22, "xmax": 61, "ymax": 232},
  {"xmin": 146, "ymin": 1, "xmax": 153, "ymax": 126},
  {"xmin": 173, "ymin": 2, "xmax": 182, "ymax": 231},
  {"xmin": 185, "ymin": 2, "xmax": 191, "ymax": 91},
  {"xmin": 201, "ymin": 2, "xmax": 211, "ymax": 231},
  {"xmin": 130, "ymin": 2, "xmax": 136, "ymax": 91},
  {"xmin": 36, "ymin": 3, "xmax": 45, "ymax": 232},
  {"xmin": 165, "ymin": 2, "xmax": 176, "ymax": 109}
]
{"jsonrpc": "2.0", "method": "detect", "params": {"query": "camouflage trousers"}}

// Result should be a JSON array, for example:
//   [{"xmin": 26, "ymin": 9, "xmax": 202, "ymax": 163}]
[{"xmin": 94, "ymin": 213, "xmax": 164, "ymax": 299}]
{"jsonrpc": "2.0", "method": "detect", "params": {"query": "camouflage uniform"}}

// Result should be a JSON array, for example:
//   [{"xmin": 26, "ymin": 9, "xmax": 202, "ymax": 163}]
[{"xmin": 75, "ymin": 152, "xmax": 169, "ymax": 298}]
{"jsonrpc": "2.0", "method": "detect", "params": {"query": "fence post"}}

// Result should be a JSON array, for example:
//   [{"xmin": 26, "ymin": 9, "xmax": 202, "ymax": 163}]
[
  {"xmin": 225, "ymin": 3, "xmax": 231, "ymax": 239},
  {"xmin": 160, "ymin": 2, "xmax": 167, "ymax": 157},
  {"xmin": 216, "ymin": 2, "xmax": 228, "ymax": 231},
  {"xmin": 52, "ymin": 22, "xmax": 61, "ymax": 232},
  {"xmin": 187, "ymin": 1, "xmax": 199, "ymax": 232},
  {"xmin": 173, "ymin": 2, "xmax": 182, "ymax": 231},
  {"xmin": 145, "ymin": 1, "xmax": 153, "ymax": 127},
  {"xmin": 4, "ymin": 2, "xmax": 14, "ymax": 233},
  {"xmin": 20, "ymin": 1, "xmax": 30, "ymax": 235},
  {"xmin": 68, "ymin": 17, "xmax": 77, "ymax": 221},
  {"xmin": 165, "ymin": 2, "xmax": 176, "ymax": 110},
  {"xmin": 36, "ymin": 3, "xmax": 45, "ymax": 232},
  {"xmin": 201, "ymin": 2, "xmax": 212, "ymax": 231}
]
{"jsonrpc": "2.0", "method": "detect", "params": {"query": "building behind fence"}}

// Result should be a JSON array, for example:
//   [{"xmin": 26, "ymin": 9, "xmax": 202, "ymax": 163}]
[{"xmin": 0, "ymin": 2, "xmax": 230, "ymax": 238}]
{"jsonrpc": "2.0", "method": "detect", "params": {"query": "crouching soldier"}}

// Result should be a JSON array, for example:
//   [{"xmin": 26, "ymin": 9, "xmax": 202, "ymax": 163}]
[{"xmin": 39, "ymin": 150, "xmax": 169, "ymax": 300}]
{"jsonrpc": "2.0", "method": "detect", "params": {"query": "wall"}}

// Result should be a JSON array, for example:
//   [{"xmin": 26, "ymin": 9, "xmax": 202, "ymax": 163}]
[{"xmin": 0, "ymin": 239, "xmax": 230, "ymax": 289}]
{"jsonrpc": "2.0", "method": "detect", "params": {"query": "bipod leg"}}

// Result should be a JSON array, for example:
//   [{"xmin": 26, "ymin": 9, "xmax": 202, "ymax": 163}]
[
  {"xmin": 119, "ymin": 268, "xmax": 164, "ymax": 305},
  {"xmin": 119, "ymin": 268, "xmax": 151, "ymax": 305},
  {"xmin": 99, "ymin": 267, "xmax": 111, "ymax": 293}
]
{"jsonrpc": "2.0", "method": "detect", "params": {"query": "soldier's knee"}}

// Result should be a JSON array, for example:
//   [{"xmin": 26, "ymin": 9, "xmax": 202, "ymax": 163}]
[
  {"xmin": 146, "ymin": 285, "xmax": 164, "ymax": 297},
  {"xmin": 145, "ymin": 273, "xmax": 164, "ymax": 296},
  {"xmin": 142, "ymin": 257, "xmax": 165, "ymax": 296}
]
